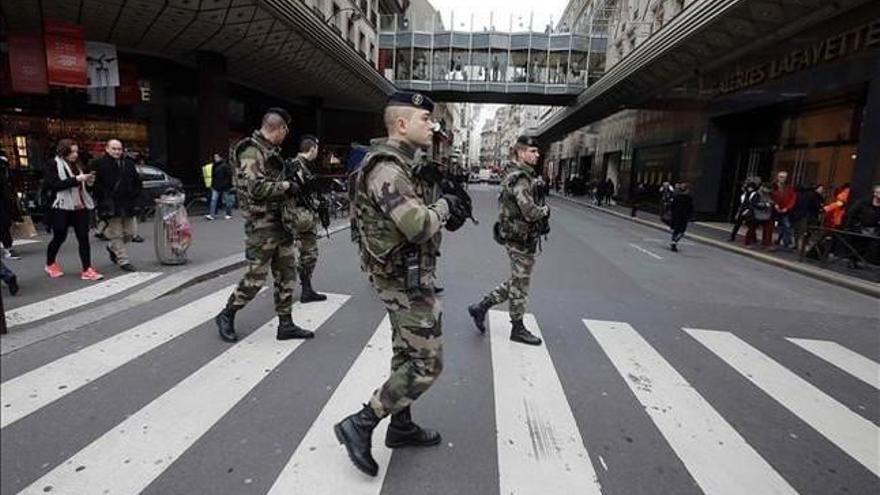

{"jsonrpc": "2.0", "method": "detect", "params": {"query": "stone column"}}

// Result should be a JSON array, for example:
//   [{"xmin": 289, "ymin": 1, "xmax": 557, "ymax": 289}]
[
  {"xmin": 852, "ymin": 78, "xmax": 880, "ymax": 200},
  {"xmin": 196, "ymin": 51, "xmax": 229, "ymax": 167}
]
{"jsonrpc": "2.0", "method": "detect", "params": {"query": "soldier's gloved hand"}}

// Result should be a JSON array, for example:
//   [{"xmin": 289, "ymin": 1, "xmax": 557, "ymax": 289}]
[
  {"xmin": 284, "ymin": 180, "xmax": 300, "ymax": 197},
  {"xmin": 441, "ymin": 194, "xmax": 468, "ymax": 232}
]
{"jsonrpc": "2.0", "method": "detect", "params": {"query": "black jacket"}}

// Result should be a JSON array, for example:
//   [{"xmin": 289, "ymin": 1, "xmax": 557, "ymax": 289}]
[
  {"xmin": 212, "ymin": 160, "xmax": 233, "ymax": 192},
  {"xmin": 790, "ymin": 189, "xmax": 822, "ymax": 224},
  {"xmin": 92, "ymin": 154, "xmax": 142, "ymax": 218},
  {"xmin": 670, "ymin": 192, "xmax": 694, "ymax": 230}
]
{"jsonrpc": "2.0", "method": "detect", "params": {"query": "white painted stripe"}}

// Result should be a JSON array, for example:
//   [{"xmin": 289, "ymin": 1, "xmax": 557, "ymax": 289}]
[
  {"xmin": 686, "ymin": 328, "xmax": 880, "ymax": 477},
  {"xmin": 489, "ymin": 310, "xmax": 601, "ymax": 494},
  {"xmin": 12, "ymin": 238, "xmax": 41, "ymax": 245},
  {"xmin": 5, "ymin": 271, "xmax": 162, "ymax": 328},
  {"xmin": 787, "ymin": 338, "xmax": 880, "ymax": 390},
  {"xmin": 18, "ymin": 294, "xmax": 348, "ymax": 495},
  {"xmin": 1, "ymin": 285, "xmax": 235, "ymax": 428},
  {"xmin": 585, "ymin": 320, "xmax": 796, "ymax": 495},
  {"xmin": 628, "ymin": 242, "xmax": 664, "ymax": 260},
  {"xmin": 268, "ymin": 316, "xmax": 393, "ymax": 494}
]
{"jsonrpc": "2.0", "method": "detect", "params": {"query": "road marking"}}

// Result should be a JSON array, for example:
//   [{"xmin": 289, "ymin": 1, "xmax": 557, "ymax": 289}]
[
  {"xmin": 268, "ymin": 316, "xmax": 393, "ymax": 494},
  {"xmin": 5, "ymin": 271, "xmax": 162, "ymax": 328},
  {"xmin": 787, "ymin": 338, "xmax": 880, "ymax": 390},
  {"xmin": 18, "ymin": 294, "xmax": 348, "ymax": 495},
  {"xmin": 585, "ymin": 320, "xmax": 796, "ymax": 495},
  {"xmin": 1, "ymin": 285, "xmax": 235, "ymax": 428},
  {"xmin": 12, "ymin": 238, "xmax": 41, "ymax": 246},
  {"xmin": 628, "ymin": 242, "xmax": 664, "ymax": 260},
  {"xmin": 686, "ymin": 328, "xmax": 880, "ymax": 477},
  {"xmin": 489, "ymin": 310, "xmax": 601, "ymax": 495}
]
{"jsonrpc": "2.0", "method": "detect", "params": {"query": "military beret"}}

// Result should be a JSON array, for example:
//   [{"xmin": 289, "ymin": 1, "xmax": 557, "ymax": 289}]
[
  {"xmin": 387, "ymin": 91, "xmax": 435, "ymax": 113},
  {"xmin": 265, "ymin": 107, "xmax": 292, "ymax": 125},
  {"xmin": 516, "ymin": 135, "xmax": 539, "ymax": 147}
]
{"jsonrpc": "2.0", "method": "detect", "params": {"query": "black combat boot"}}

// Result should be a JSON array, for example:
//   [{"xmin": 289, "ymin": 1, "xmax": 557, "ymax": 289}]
[
  {"xmin": 510, "ymin": 319, "xmax": 542, "ymax": 346},
  {"xmin": 334, "ymin": 404, "xmax": 382, "ymax": 476},
  {"xmin": 467, "ymin": 299, "xmax": 493, "ymax": 334},
  {"xmin": 385, "ymin": 406, "xmax": 441, "ymax": 448},
  {"xmin": 216, "ymin": 306, "xmax": 239, "ymax": 343},
  {"xmin": 299, "ymin": 273, "xmax": 327, "ymax": 303},
  {"xmin": 276, "ymin": 315, "xmax": 315, "ymax": 340}
]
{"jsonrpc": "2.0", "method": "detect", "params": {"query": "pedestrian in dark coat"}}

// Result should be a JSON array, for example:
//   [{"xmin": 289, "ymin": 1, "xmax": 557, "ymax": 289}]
[
  {"xmin": 670, "ymin": 182, "xmax": 694, "ymax": 252},
  {"xmin": 92, "ymin": 139, "xmax": 142, "ymax": 271}
]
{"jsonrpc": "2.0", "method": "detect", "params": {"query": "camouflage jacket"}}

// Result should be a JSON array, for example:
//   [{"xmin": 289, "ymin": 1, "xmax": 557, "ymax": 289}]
[
  {"xmin": 231, "ymin": 131, "xmax": 289, "ymax": 226},
  {"xmin": 286, "ymin": 155, "xmax": 319, "ymax": 210},
  {"xmin": 498, "ymin": 161, "xmax": 547, "ymax": 243},
  {"xmin": 353, "ymin": 138, "xmax": 449, "ymax": 281}
]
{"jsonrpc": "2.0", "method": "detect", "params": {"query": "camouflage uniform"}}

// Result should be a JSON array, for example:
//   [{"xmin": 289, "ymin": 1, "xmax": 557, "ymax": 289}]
[
  {"xmin": 353, "ymin": 138, "xmax": 450, "ymax": 418},
  {"xmin": 482, "ymin": 161, "xmax": 548, "ymax": 321},
  {"xmin": 282, "ymin": 155, "xmax": 320, "ymax": 280},
  {"xmin": 227, "ymin": 131, "xmax": 297, "ymax": 315}
]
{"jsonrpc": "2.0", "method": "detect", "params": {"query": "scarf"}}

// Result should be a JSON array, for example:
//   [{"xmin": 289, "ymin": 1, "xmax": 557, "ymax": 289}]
[{"xmin": 52, "ymin": 156, "xmax": 95, "ymax": 211}]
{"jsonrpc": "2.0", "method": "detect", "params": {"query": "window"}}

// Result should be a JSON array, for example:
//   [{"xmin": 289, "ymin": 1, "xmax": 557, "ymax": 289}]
[{"xmin": 14, "ymin": 136, "xmax": 29, "ymax": 168}]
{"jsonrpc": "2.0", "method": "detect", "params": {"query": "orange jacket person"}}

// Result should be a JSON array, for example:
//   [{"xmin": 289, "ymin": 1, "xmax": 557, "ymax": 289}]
[{"xmin": 823, "ymin": 184, "xmax": 851, "ymax": 229}]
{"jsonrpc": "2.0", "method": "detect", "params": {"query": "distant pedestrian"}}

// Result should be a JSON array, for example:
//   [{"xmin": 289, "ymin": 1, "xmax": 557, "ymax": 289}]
[
  {"xmin": 43, "ymin": 139, "xmax": 103, "ymax": 280},
  {"xmin": 659, "ymin": 181, "xmax": 675, "ymax": 225},
  {"xmin": 728, "ymin": 180, "xmax": 758, "ymax": 241},
  {"xmin": 206, "ymin": 153, "xmax": 234, "ymax": 220},
  {"xmin": 605, "ymin": 178, "xmax": 616, "ymax": 205},
  {"xmin": 93, "ymin": 139, "xmax": 142, "ymax": 272},
  {"xmin": 844, "ymin": 184, "xmax": 880, "ymax": 267},
  {"xmin": 790, "ymin": 184, "xmax": 824, "ymax": 253},
  {"xmin": 0, "ymin": 260, "xmax": 18, "ymax": 295},
  {"xmin": 744, "ymin": 183, "xmax": 774, "ymax": 249},
  {"xmin": 669, "ymin": 182, "xmax": 694, "ymax": 252},
  {"xmin": 771, "ymin": 171, "xmax": 797, "ymax": 249},
  {"xmin": 1, "ymin": 149, "xmax": 22, "ymax": 260},
  {"xmin": 823, "ymin": 183, "xmax": 851, "ymax": 229},
  {"xmin": 596, "ymin": 179, "xmax": 607, "ymax": 205}
]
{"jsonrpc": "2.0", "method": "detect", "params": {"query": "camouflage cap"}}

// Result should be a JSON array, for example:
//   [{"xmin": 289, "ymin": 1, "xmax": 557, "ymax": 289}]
[{"xmin": 387, "ymin": 91, "xmax": 435, "ymax": 113}]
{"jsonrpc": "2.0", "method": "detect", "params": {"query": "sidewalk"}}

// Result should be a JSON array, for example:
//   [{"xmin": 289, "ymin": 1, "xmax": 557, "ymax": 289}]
[
  {"xmin": 1, "ymin": 212, "xmax": 350, "ymax": 350},
  {"xmin": 549, "ymin": 192, "xmax": 880, "ymax": 298}
]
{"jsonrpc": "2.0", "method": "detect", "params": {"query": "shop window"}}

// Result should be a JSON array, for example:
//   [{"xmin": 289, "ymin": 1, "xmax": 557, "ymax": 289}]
[
  {"xmin": 15, "ymin": 136, "xmax": 29, "ymax": 168},
  {"xmin": 782, "ymin": 105, "xmax": 857, "ymax": 145}
]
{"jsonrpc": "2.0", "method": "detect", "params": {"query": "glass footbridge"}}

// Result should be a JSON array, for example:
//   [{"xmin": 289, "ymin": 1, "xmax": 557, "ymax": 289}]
[{"xmin": 377, "ymin": 14, "xmax": 607, "ymax": 105}]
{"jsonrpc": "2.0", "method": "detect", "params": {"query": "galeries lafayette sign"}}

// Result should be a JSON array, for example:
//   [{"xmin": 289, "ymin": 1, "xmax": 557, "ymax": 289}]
[{"xmin": 712, "ymin": 19, "xmax": 880, "ymax": 95}]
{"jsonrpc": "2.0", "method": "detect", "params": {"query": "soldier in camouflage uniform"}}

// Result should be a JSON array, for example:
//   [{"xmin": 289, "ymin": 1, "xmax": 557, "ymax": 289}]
[
  {"xmin": 283, "ymin": 134, "xmax": 328, "ymax": 303},
  {"xmin": 468, "ymin": 135, "xmax": 549, "ymax": 346},
  {"xmin": 215, "ymin": 108, "xmax": 315, "ymax": 343},
  {"xmin": 334, "ymin": 92, "xmax": 469, "ymax": 477}
]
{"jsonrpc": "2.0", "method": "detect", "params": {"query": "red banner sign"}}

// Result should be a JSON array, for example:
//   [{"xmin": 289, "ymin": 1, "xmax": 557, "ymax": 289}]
[
  {"xmin": 44, "ymin": 19, "xmax": 87, "ymax": 88},
  {"xmin": 116, "ymin": 63, "xmax": 140, "ymax": 106},
  {"xmin": 7, "ymin": 33, "xmax": 49, "ymax": 94}
]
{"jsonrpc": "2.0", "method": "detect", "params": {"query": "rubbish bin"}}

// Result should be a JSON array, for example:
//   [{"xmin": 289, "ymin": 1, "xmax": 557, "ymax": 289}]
[{"xmin": 154, "ymin": 190, "xmax": 192, "ymax": 265}]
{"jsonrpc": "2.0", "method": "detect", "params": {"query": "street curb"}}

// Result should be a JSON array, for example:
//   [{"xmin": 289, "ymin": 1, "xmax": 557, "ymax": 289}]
[
  {"xmin": 0, "ymin": 222, "xmax": 352, "ymax": 355},
  {"xmin": 549, "ymin": 194, "xmax": 880, "ymax": 299}
]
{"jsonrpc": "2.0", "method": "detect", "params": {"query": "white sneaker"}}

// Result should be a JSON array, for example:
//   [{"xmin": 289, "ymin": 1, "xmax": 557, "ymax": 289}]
[
  {"xmin": 224, "ymin": 215, "xmax": 232, "ymax": 220},
  {"xmin": 205, "ymin": 215, "xmax": 214, "ymax": 220}
]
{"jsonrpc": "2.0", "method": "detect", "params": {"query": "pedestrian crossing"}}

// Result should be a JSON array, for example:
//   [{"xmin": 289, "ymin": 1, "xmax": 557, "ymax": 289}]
[
  {"xmin": 4, "ymin": 271, "xmax": 162, "ymax": 328},
  {"xmin": 2, "ymin": 285, "xmax": 878, "ymax": 494}
]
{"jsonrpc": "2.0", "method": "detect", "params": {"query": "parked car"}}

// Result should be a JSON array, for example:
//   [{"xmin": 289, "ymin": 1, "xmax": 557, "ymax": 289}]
[
  {"xmin": 136, "ymin": 164, "xmax": 183, "ymax": 215},
  {"xmin": 487, "ymin": 172, "xmax": 501, "ymax": 185}
]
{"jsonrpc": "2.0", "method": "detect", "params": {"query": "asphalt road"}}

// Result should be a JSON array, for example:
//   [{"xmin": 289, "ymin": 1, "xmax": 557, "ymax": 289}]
[{"xmin": 1, "ymin": 185, "xmax": 877, "ymax": 495}]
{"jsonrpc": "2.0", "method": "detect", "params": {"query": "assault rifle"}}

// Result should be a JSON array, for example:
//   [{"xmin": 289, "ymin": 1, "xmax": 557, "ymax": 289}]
[
  {"xmin": 283, "ymin": 158, "xmax": 345, "ymax": 236},
  {"xmin": 413, "ymin": 160, "xmax": 479, "ymax": 228},
  {"xmin": 533, "ymin": 176, "xmax": 551, "ymax": 252}
]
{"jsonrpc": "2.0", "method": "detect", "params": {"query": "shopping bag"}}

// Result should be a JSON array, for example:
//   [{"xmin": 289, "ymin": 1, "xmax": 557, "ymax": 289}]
[{"xmin": 10, "ymin": 216, "xmax": 37, "ymax": 239}]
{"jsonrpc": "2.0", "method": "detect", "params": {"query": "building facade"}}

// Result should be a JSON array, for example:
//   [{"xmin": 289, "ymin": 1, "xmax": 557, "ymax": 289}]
[{"xmin": 540, "ymin": 0, "xmax": 880, "ymax": 219}]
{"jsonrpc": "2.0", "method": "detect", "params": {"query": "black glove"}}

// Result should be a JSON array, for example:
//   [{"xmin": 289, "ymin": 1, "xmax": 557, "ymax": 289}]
[
  {"xmin": 442, "ymin": 194, "xmax": 468, "ymax": 232},
  {"xmin": 285, "ymin": 180, "xmax": 300, "ymax": 197}
]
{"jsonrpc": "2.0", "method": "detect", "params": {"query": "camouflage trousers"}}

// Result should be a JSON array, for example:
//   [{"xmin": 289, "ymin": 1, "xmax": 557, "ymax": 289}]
[
  {"xmin": 295, "ymin": 227, "xmax": 318, "ymax": 279},
  {"xmin": 228, "ymin": 222, "xmax": 297, "ymax": 315},
  {"xmin": 482, "ymin": 244, "xmax": 536, "ymax": 321},
  {"xmin": 368, "ymin": 275, "xmax": 443, "ymax": 419}
]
